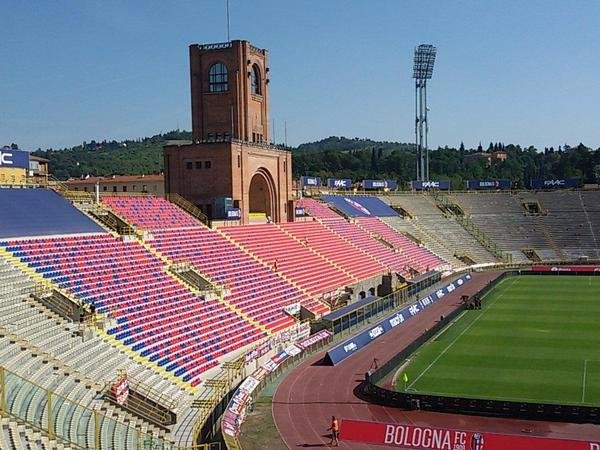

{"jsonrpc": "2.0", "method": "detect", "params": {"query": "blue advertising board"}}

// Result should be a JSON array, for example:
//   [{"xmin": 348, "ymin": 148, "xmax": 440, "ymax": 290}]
[
  {"xmin": 0, "ymin": 149, "xmax": 29, "ymax": 169},
  {"xmin": 300, "ymin": 176, "xmax": 322, "ymax": 188},
  {"xmin": 530, "ymin": 178, "xmax": 580, "ymax": 189},
  {"xmin": 327, "ymin": 178, "xmax": 352, "ymax": 189},
  {"xmin": 411, "ymin": 180, "xmax": 451, "ymax": 190},
  {"xmin": 325, "ymin": 274, "xmax": 472, "ymax": 365},
  {"xmin": 225, "ymin": 208, "xmax": 241, "ymax": 220},
  {"xmin": 362, "ymin": 179, "xmax": 398, "ymax": 190},
  {"xmin": 467, "ymin": 179, "xmax": 511, "ymax": 190},
  {"xmin": 295, "ymin": 207, "xmax": 307, "ymax": 217}
]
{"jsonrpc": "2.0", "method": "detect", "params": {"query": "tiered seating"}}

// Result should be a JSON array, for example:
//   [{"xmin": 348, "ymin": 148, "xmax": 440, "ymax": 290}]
[
  {"xmin": 536, "ymin": 191, "xmax": 600, "ymax": 259},
  {"xmin": 381, "ymin": 195, "xmax": 496, "ymax": 265},
  {"xmin": 0, "ymin": 256, "xmax": 189, "ymax": 448},
  {"xmin": 1, "ymin": 235, "xmax": 263, "ymax": 386},
  {"xmin": 151, "ymin": 227, "xmax": 329, "ymax": 327},
  {"xmin": 102, "ymin": 196, "xmax": 200, "ymax": 229},
  {"xmin": 452, "ymin": 193, "xmax": 557, "ymax": 261},
  {"xmin": 0, "ymin": 188, "xmax": 105, "ymax": 239},
  {"xmin": 279, "ymin": 221, "xmax": 386, "ymax": 280},
  {"xmin": 296, "ymin": 197, "xmax": 343, "ymax": 219},
  {"xmin": 320, "ymin": 218, "xmax": 413, "ymax": 277},
  {"xmin": 221, "ymin": 224, "xmax": 355, "ymax": 297},
  {"xmin": 102, "ymin": 195, "xmax": 329, "ymax": 323},
  {"xmin": 355, "ymin": 217, "xmax": 445, "ymax": 272}
]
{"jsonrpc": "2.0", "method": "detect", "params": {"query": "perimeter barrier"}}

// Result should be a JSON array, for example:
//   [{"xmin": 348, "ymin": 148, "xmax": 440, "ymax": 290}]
[{"xmin": 362, "ymin": 271, "xmax": 600, "ymax": 424}]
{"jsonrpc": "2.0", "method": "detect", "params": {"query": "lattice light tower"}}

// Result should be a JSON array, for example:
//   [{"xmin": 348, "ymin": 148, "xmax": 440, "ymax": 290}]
[{"xmin": 413, "ymin": 44, "xmax": 437, "ymax": 181}]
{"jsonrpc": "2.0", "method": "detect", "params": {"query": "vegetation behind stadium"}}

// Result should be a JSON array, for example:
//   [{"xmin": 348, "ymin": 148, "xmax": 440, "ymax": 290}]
[{"xmin": 30, "ymin": 132, "xmax": 600, "ymax": 188}]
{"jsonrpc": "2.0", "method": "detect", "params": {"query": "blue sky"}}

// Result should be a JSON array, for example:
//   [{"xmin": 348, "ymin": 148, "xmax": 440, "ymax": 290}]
[{"xmin": 2, "ymin": 0, "xmax": 599, "ymax": 151}]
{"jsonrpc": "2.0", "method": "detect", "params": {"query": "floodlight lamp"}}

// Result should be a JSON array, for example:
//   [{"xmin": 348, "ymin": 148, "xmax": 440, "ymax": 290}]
[{"xmin": 412, "ymin": 44, "xmax": 437, "ymax": 80}]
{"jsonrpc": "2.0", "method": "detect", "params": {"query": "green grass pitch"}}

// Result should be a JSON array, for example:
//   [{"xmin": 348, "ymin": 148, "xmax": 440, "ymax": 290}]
[{"xmin": 396, "ymin": 275, "xmax": 600, "ymax": 406}]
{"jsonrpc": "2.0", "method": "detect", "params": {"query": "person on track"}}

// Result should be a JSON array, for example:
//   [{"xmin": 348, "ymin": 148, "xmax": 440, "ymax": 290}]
[{"xmin": 328, "ymin": 415, "xmax": 340, "ymax": 446}]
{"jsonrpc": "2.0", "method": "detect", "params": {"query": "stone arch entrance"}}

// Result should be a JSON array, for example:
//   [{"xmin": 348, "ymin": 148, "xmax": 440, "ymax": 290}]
[{"xmin": 248, "ymin": 168, "xmax": 276, "ymax": 220}]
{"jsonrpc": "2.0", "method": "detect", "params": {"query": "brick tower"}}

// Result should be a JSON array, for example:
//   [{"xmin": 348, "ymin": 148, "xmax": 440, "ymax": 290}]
[{"xmin": 164, "ymin": 40, "xmax": 293, "ymax": 224}]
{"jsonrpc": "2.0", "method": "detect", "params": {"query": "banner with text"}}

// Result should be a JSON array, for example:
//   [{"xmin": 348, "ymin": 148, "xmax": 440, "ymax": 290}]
[
  {"xmin": 0, "ymin": 149, "xmax": 29, "ymax": 169},
  {"xmin": 339, "ymin": 419, "xmax": 598, "ymax": 450},
  {"xmin": 363, "ymin": 179, "xmax": 398, "ymax": 190},
  {"xmin": 411, "ymin": 180, "xmax": 451, "ymax": 190},
  {"xmin": 327, "ymin": 178, "xmax": 352, "ymax": 189},
  {"xmin": 300, "ymin": 176, "xmax": 322, "ymax": 188},
  {"xmin": 325, "ymin": 274, "xmax": 472, "ymax": 365},
  {"xmin": 466, "ymin": 179, "xmax": 511, "ymax": 190},
  {"xmin": 530, "ymin": 178, "xmax": 580, "ymax": 189},
  {"xmin": 532, "ymin": 265, "xmax": 600, "ymax": 273}
]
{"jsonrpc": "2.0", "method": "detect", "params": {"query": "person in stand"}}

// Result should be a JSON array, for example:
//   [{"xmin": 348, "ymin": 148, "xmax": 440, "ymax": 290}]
[
  {"xmin": 273, "ymin": 259, "xmax": 278, "ymax": 272},
  {"xmin": 328, "ymin": 416, "xmax": 340, "ymax": 447}
]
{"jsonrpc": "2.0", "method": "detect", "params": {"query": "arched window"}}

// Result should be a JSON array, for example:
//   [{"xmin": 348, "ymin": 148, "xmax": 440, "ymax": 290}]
[
  {"xmin": 209, "ymin": 63, "xmax": 228, "ymax": 93},
  {"xmin": 251, "ymin": 65, "xmax": 261, "ymax": 95}
]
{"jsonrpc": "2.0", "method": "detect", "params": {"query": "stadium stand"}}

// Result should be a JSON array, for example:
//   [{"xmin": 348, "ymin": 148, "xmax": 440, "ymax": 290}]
[
  {"xmin": 103, "ymin": 195, "xmax": 329, "ymax": 322},
  {"xmin": 450, "ymin": 192, "xmax": 553, "ymax": 262},
  {"xmin": 298, "ymin": 198, "xmax": 448, "ymax": 276},
  {"xmin": 536, "ymin": 190, "xmax": 600, "ymax": 260},
  {"xmin": 221, "ymin": 224, "xmax": 355, "ymax": 297},
  {"xmin": 278, "ymin": 220, "xmax": 386, "ymax": 280},
  {"xmin": 1, "ymin": 234, "xmax": 264, "ymax": 386},
  {"xmin": 355, "ymin": 216, "xmax": 445, "ymax": 271},
  {"xmin": 101, "ymin": 196, "xmax": 201, "ymax": 230},
  {"xmin": 151, "ymin": 227, "xmax": 328, "ymax": 326},
  {"xmin": 0, "ymin": 255, "xmax": 197, "ymax": 448},
  {"xmin": 380, "ymin": 195, "xmax": 497, "ymax": 266},
  {"xmin": 0, "ymin": 188, "xmax": 105, "ymax": 238}
]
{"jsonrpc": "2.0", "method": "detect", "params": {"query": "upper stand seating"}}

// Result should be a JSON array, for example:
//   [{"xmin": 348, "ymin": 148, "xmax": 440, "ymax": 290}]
[
  {"xmin": 379, "ymin": 195, "xmax": 497, "ymax": 266},
  {"xmin": 0, "ymin": 188, "xmax": 105, "ymax": 238},
  {"xmin": 1, "ymin": 234, "xmax": 264, "ymax": 386},
  {"xmin": 102, "ymin": 195, "xmax": 329, "ymax": 322},
  {"xmin": 102, "ymin": 196, "xmax": 201, "ymax": 230},
  {"xmin": 451, "ymin": 192, "xmax": 556, "ymax": 261},
  {"xmin": 151, "ymin": 227, "xmax": 328, "ymax": 327},
  {"xmin": 279, "ymin": 221, "xmax": 386, "ymax": 280},
  {"xmin": 221, "ymin": 224, "xmax": 355, "ymax": 297},
  {"xmin": 297, "ymin": 198, "xmax": 343, "ymax": 219},
  {"xmin": 355, "ymin": 216, "xmax": 445, "ymax": 272},
  {"xmin": 536, "ymin": 191, "xmax": 600, "ymax": 260},
  {"xmin": 296, "ymin": 197, "xmax": 446, "ymax": 277}
]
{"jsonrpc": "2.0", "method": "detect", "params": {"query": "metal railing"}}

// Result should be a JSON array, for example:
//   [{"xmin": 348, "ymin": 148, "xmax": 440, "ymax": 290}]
[{"xmin": 0, "ymin": 366, "xmax": 216, "ymax": 450}]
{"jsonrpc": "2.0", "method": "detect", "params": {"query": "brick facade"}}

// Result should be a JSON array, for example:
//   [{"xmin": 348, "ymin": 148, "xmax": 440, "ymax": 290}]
[{"xmin": 164, "ymin": 39, "xmax": 293, "ymax": 223}]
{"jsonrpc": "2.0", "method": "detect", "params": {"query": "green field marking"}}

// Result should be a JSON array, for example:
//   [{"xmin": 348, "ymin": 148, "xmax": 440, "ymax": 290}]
[
  {"xmin": 397, "ymin": 275, "xmax": 600, "ymax": 406},
  {"xmin": 407, "ymin": 276, "xmax": 519, "ymax": 390}
]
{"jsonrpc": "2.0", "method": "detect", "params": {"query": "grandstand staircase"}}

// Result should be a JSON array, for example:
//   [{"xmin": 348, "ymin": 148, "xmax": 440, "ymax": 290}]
[
  {"xmin": 537, "ymin": 219, "xmax": 566, "ymax": 260},
  {"xmin": 434, "ymin": 192, "xmax": 510, "ymax": 263},
  {"xmin": 103, "ymin": 377, "xmax": 177, "ymax": 429},
  {"xmin": 168, "ymin": 263, "xmax": 226, "ymax": 298},
  {"xmin": 32, "ymin": 282, "xmax": 84, "ymax": 322},
  {"xmin": 165, "ymin": 193, "xmax": 209, "ymax": 226},
  {"xmin": 87, "ymin": 205, "xmax": 136, "ymax": 236},
  {"xmin": 132, "ymin": 231, "xmax": 271, "ymax": 336}
]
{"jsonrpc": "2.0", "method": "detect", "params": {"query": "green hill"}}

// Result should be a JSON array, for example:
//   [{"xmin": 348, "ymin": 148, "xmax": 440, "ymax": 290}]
[{"xmin": 32, "ymin": 133, "xmax": 600, "ymax": 188}]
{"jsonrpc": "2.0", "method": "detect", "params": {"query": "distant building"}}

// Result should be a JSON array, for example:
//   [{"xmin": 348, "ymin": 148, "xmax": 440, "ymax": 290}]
[
  {"xmin": 163, "ymin": 40, "xmax": 293, "ymax": 223},
  {"xmin": 28, "ymin": 155, "xmax": 50, "ymax": 184},
  {"xmin": 0, "ymin": 146, "xmax": 33, "ymax": 186},
  {"xmin": 464, "ymin": 151, "xmax": 508, "ymax": 167},
  {"xmin": 65, "ymin": 174, "xmax": 164, "ymax": 195}
]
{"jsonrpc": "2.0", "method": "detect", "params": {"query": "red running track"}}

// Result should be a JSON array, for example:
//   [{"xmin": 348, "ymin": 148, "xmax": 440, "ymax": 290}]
[{"xmin": 272, "ymin": 272, "xmax": 600, "ymax": 449}]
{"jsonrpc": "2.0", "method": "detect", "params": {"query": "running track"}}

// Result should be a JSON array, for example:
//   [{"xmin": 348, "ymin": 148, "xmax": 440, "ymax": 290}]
[{"xmin": 272, "ymin": 272, "xmax": 600, "ymax": 448}]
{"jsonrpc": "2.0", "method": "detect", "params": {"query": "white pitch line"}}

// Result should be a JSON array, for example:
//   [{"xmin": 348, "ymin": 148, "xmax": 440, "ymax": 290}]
[
  {"xmin": 407, "ymin": 276, "xmax": 519, "ymax": 390},
  {"xmin": 582, "ymin": 359, "xmax": 588, "ymax": 403}
]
